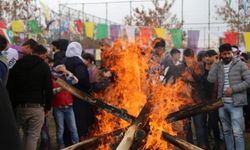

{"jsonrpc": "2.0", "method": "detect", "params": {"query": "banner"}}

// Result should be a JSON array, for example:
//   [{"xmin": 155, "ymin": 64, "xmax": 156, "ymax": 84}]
[
  {"xmin": 154, "ymin": 28, "xmax": 166, "ymax": 39},
  {"xmin": 0, "ymin": 28, "xmax": 14, "ymax": 44},
  {"xmin": 95, "ymin": 49, "xmax": 101, "ymax": 61},
  {"xmin": 60, "ymin": 20, "xmax": 69, "ymax": 33},
  {"xmin": 187, "ymin": 30, "xmax": 200, "ymax": 49},
  {"xmin": 170, "ymin": 29, "xmax": 182, "ymax": 48},
  {"xmin": 28, "ymin": 20, "xmax": 39, "ymax": 33},
  {"xmin": 125, "ymin": 26, "xmax": 136, "ymax": 42},
  {"xmin": 96, "ymin": 23, "xmax": 108, "ymax": 40},
  {"xmin": 140, "ymin": 27, "xmax": 151, "ymax": 45},
  {"xmin": 243, "ymin": 32, "xmax": 250, "ymax": 52},
  {"xmin": 224, "ymin": 32, "xmax": 238, "ymax": 46},
  {"xmin": 75, "ymin": 19, "xmax": 83, "ymax": 33},
  {"xmin": 0, "ymin": 20, "xmax": 6, "ymax": 29},
  {"xmin": 110, "ymin": 25, "xmax": 120, "ymax": 41},
  {"xmin": 243, "ymin": 0, "xmax": 248, "ymax": 15},
  {"xmin": 85, "ymin": 22, "xmax": 94, "ymax": 38},
  {"xmin": 11, "ymin": 20, "xmax": 25, "ymax": 33},
  {"xmin": 69, "ymin": 21, "xmax": 76, "ymax": 34}
]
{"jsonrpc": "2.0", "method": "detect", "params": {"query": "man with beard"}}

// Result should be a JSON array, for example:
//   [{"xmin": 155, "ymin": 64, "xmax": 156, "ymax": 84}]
[{"xmin": 208, "ymin": 43, "xmax": 250, "ymax": 150}]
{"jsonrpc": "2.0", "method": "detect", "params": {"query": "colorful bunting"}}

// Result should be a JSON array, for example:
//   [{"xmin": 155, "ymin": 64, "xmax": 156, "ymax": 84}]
[
  {"xmin": 187, "ymin": 30, "xmax": 200, "ymax": 49},
  {"xmin": 95, "ymin": 49, "xmax": 101, "ymax": 61},
  {"xmin": 224, "ymin": 32, "xmax": 238, "ymax": 46},
  {"xmin": 154, "ymin": 28, "xmax": 166, "ymax": 39},
  {"xmin": 28, "ymin": 20, "xmax": 39, "ymax": 33},
  {"xmin": 85, "ymin": 22, "xmax": 94, "ymax": 38},
  {"xmin": 110, "ymin": 25, "xmax": 120, "ymax": 41},
  {"xmin": 125, "ymin": 26, "xmax": 136, "ymax": 42},
  {"xmin": 170, "ymin": 29, "xmax": 183, "ymax": 48},
  {"xmin": 243, "ymin": 32, "xmax": 250, "ymax": 52},
  {"xmin": 60, "ymin": 20, "xmax": 69, "ymax": 33},
  {"xmin": 0, "ymin": 20, "xmax": 7, "ymax": 29},
  {"xmin": 96, "ymin": 23, "xmax": 108, "ymax": 40},
  {"xmin": 140, "ymin": 27, "xmax": 151, "ymax": 45},
  {"xmin": 0, "ymin": 28, "xmax": 14, "ymax": 44},
  {"xmin": 75, "ymin": 19, "xmax": 83, "ymax": 33},
  {"xmin": 69, "ymin": 21, "xmax": 76, "ymax": 34},
  {"xmin": 39, "ymin": 0, "xmax": 51, "ymax": 20},
  {"xmin": 11, "ymin": 20, "xmax": 25, "ymax": 33}
]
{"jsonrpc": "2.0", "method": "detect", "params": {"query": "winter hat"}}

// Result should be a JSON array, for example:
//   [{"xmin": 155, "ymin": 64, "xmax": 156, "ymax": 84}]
[
  {"xmin": 65, "ymin": 42, "xmax": 83, "ymax": 59},
  {"xmin": 2, "ymin": 48, "xmax": 19, "ymax": 69}
]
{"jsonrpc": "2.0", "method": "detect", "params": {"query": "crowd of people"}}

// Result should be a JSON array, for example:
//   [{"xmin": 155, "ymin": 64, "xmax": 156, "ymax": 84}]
[{"xmin": 0, "ymin": 34, "xmax": 250, "ymax": 150}]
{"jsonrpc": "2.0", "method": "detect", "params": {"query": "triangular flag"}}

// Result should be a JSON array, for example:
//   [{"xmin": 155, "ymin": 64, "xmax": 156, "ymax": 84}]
[
  {"xmin": 110, "ymin": 25, "xmax": 120, "ymax": 41},
  {"xmin": 28, "ymin": 20, "xmax": 39, "ymax": 33},
  {"xmin": 140, "ymin": 27, "xmax": 151, "ymax": 45},
  {"xmin": 224, "ymin": 32, "xmax": 238, "ymax": 46},
  {"xmin": 154, "ymin": 28, "xmax": 166, "ymax": 39},
  {"xmin": 75, "ymin": 19, "xmax": 83, "ymax": 33},
  {"xmin": 170, "ymin": 29, "xmax": 183, "ymax": 48},
  {"xmin": 11, "ymin": 20, "xmax": 25, "ymax": 33},
  {"xmin": 243, "ymin": 32, "xmax": 250, "ymax": 52},
  {"xmin": 96, "ymin": 23, "xmax": 108, "ymax": 40},
  {"xmin": 0, "ymin": 20, "xmax": 7, "ymax": 29},
  {"xmin": 84, "ymin": 22, "xmax": 94, "ymax": 38}
]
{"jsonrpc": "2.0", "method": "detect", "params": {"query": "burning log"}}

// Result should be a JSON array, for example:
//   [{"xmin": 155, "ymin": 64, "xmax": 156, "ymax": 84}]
[
  {"xmin": 162, "ymin": 132, "xmax": 203, "ymax": 150},
  {"xmin": 116, "ymin": 102, "xmax": 151, "ymax": 150},
  {"xmin": 166, "ymin": 99, "xmax": 224, "ymax": 123},
  {"xmin": 56, "ymin": 78, "xmax": 135, "ymax": 122},
  {"xmin": 57, "ymin": 78, "xmax": 205, "ymax": 150}
]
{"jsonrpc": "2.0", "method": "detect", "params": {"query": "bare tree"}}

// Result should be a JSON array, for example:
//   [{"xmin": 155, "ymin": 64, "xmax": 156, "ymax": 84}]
[
  {"xmin": 124, "ymin": 0, "xmax": 183, "ymax": 29},
  {"xmin": 0, "ymin": 0, "xmax": 40, "ymax": 21},
  {"xmin": 216, "ymin": 0, "xmax": 250, "ymax": 31}
]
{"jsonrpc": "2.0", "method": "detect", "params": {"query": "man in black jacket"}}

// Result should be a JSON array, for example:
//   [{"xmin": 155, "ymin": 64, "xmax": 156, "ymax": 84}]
[{"xmin": 7, "ymin": 45, "xmax": 52, "ymax": 150}]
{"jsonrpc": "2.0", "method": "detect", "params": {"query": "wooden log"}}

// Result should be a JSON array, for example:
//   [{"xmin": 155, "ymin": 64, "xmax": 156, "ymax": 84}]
[
  {"xmin": 62, "ymin": 128, "xmax": 126, "ymax": 150},
  {"xmin": 56, "ymin": 78, "xmax": 135, "ymax": 122},
  {"xmin": 162, "ymin": 132, "xmax": 204, "ymax": 150},
  {"xmin": 116, "ymin": 102, "xmax": 151, "ymax": 150},
  {"xmin": 166, "ymin": 99, "xmax": 224, "ymax": 123}
]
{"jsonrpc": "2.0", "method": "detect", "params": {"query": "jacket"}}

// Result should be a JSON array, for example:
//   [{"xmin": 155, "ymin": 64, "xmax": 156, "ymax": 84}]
[
  {"xmin": 0, "ymin": 80, "xmax": 21, "ymax": 150},
  {"xmin": 7, "ymin": 55, "xmax": 53, "ymax": 110},
  {"xmin": 208, "ymin": 58, "xmax": 250, "ymax": 106}
]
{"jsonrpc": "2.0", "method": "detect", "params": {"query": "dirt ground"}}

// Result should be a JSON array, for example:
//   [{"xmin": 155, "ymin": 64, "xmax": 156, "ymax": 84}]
[{"xmin": 43, "ymin": 112, "xmax": 250, "ymax": 150}]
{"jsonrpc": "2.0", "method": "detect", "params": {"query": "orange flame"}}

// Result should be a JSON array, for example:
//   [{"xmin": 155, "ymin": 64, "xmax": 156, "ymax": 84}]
[{"xmin": 92, "ymin": 40, "xmax": 193, "ymax": 149}]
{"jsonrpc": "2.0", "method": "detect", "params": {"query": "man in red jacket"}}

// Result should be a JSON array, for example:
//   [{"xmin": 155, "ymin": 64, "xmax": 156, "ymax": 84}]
[{"xmin": 51, "ymin": 64, "xmax": 79, "ymax": 149}]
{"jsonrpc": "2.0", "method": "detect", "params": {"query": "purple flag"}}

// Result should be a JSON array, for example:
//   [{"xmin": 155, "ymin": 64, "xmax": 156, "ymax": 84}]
[
  {"xmin": 110, "ymin": 25, "xmax": 120, "ymax": 41},
  {"xmin": 188, "ymin": 30, "xmax": 200, "ymax": 49},
  {"xmin": 84, "ymin": 49, "xmax": 95, "ymax": 55}
]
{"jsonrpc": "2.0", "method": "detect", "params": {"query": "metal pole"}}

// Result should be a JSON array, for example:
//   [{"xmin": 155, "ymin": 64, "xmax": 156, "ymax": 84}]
[
  {"xmin": 208, "ymin": 0, "xmax": 211, "ymax": 48},
  {"xmin": 82, "ymin": 3, "xmax": 85, "ymax": 21},
  {"xmin": 181, "ymin": 0, "xmax": 184, "ymax": 24},
  {"xmin": 238, "ymin": 0, "xmax": 240, "ymax": 46},
  {"xmin": 130, "ymin": 0, "xmax": 132, "ymax": 19},
  {"xmin": 106, "ymin": 2, "xmax": 108, "ymax": 23}
]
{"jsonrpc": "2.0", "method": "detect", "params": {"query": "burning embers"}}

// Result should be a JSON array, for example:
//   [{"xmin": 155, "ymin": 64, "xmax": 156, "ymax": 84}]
[{"xmin": 57, "ymin": 41, "xmax": 218, "ymax": 150}]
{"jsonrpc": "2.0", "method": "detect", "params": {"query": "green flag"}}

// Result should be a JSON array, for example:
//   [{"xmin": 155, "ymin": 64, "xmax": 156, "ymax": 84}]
[
  {"xmin": 170, "ymin": 29, "xmax": 182, "ymax": 48},
  {"xmin": 28, "ymin": 20, "xmax": 39, "ymax": 33},
  {"xmin": 6, "ymin": 29, "xmax": 14, "ymax": 44},
  {"xmin": 228, "ymin": 0, "xmax": 231, "ymax": 6},
  {"xmin": 96, "ymin": 23, "xmax": 108, "ymax": 40}
]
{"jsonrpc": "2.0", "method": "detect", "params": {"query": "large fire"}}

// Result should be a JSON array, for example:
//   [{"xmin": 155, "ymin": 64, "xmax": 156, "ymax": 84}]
[{"xmin": 92, "ymin": 40, "xmax": 193, "ymax": 149}]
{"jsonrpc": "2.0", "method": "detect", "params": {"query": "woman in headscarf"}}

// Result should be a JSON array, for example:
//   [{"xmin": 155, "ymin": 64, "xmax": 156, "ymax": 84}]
[{"xmin": 64, "ymin": 42, "xmax": 94, "ymax": 141}]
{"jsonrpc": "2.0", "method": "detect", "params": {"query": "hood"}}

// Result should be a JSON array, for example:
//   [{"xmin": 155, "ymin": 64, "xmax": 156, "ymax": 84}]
[
  {"xmin": 65, "ymin": 42, "xmax": 83, "ymax": 60},
  {"xmin": 15, "ymin": 55, "xmax": 44, "ymax": 70}
]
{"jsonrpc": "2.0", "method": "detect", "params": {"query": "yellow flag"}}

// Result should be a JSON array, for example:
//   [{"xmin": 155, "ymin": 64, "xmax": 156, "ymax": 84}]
[
  {"xmin": 11, "ymin": 20, "xmax": 25, "ymax": 32},
  {"xmin": 95, "ymin": 49, "xmax": 101, "ymax": 60},
  {"xmin": 244, "ymin": 32, "xmax": 250, "ymax": 52},
  {"xmin": 39, "ymin": 0, "xmax": 51, "ymax": 20},
  {"xmin": 154, "ymin": 28, "xmax": 166, "ymax": 39},
  {"xmin": 69, "ymin": 22, "xmax": 76, "ymax": 34},
  {"xmin": 85, "ymin": 22, "xmax": 94, "ymax": 38}
]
